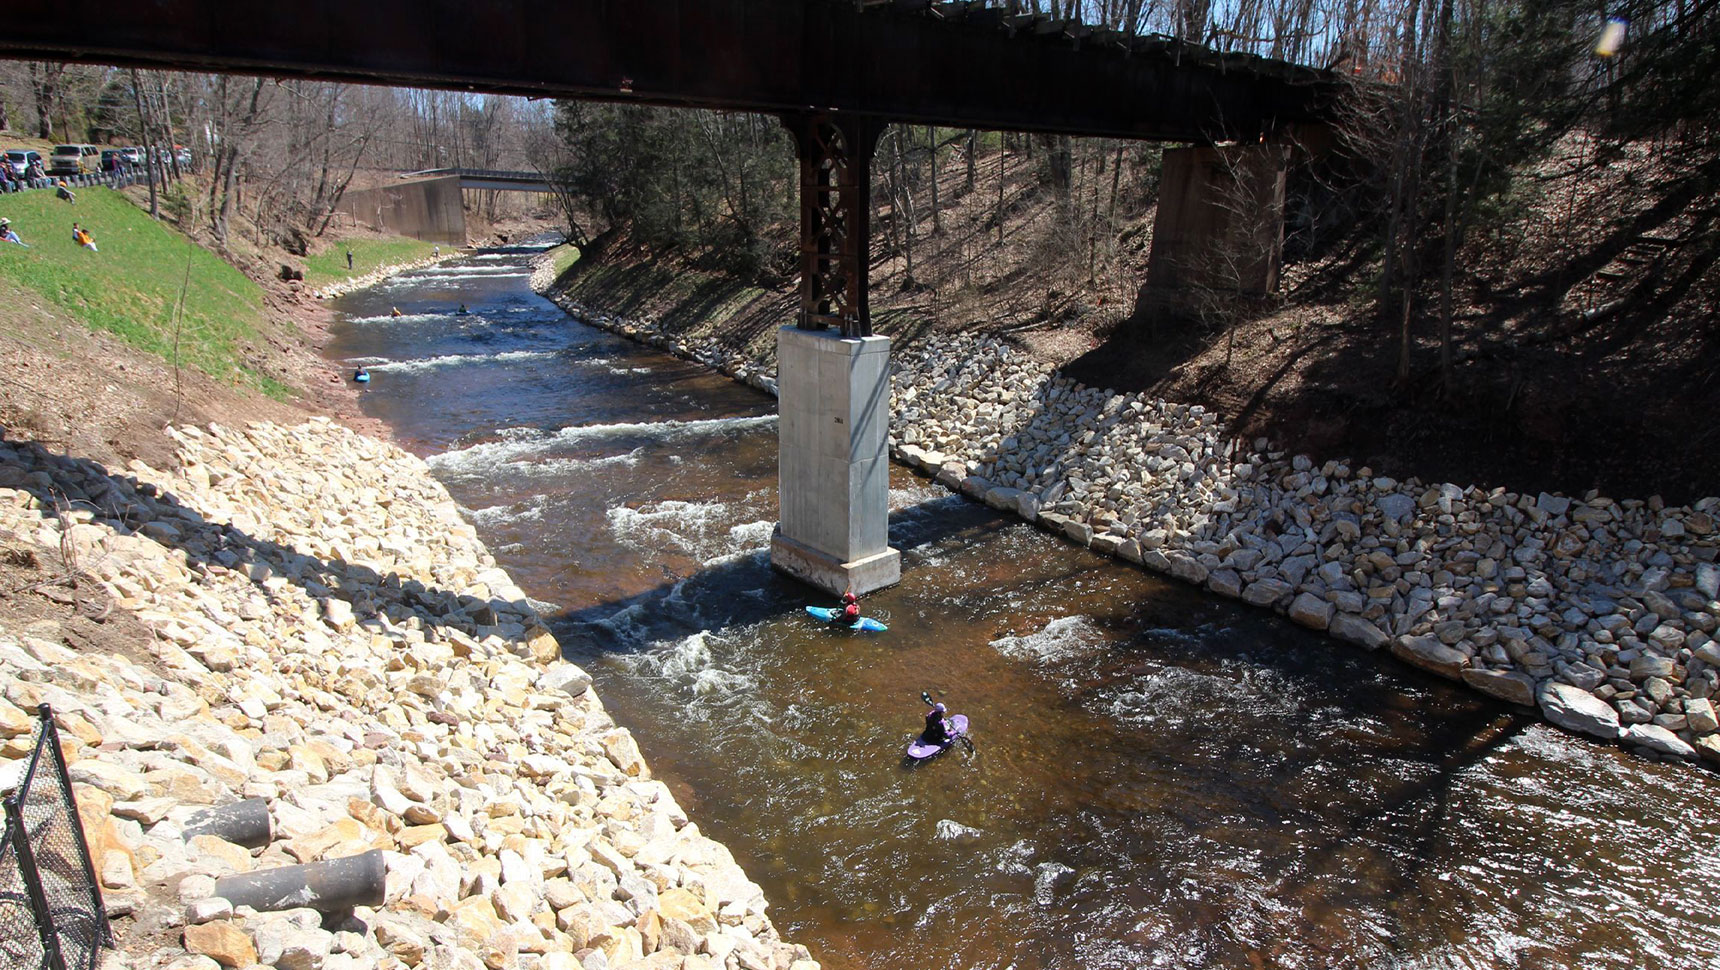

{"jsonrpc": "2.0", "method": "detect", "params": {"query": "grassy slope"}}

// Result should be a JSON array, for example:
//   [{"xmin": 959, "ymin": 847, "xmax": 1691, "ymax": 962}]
[
  {"xmin": 0, "ymin": 186, "xmax": 288, "ymax": 396},
  {"xmin": 544, "ymin": 242, "xmax": 581, "ymax": 278},
  {"xmin": 304, "ymin": 237, "xmax": 440, "ymax": 286}
]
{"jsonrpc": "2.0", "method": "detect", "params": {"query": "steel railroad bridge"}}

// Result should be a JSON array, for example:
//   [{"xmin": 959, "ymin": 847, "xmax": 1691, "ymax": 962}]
[{"xmin": 4, "ymin": 0, "xmax": 1339, "ymax": 595}]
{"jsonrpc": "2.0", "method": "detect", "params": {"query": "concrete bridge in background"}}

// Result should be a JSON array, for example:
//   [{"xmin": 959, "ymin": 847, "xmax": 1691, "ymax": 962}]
[
  {"xmin": 399, "ymin": 169, "xmax": 556, "ymax": 194},
  {"xmin": 2, "ymin": 0, "xmax": 1340, "ymax": 596}
]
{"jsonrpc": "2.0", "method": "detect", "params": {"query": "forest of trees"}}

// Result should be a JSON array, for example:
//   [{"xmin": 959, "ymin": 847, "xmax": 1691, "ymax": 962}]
[
  {"xmin": 545, "ymin": 0, "xmax": 1715, "ymax": 396},
  {"xmin": 0, "ymin": 64, "xmax": 553, "ymax": 250},
  {"xmin": 1, "ymin": 0, "xmax": 1712, "ymax": 391}
]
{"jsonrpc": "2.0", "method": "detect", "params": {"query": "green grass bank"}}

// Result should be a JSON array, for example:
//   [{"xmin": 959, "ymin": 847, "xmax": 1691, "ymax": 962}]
[
  {"xmin": 0, "ymin": 187, "xmax": 285, "ymax": 396},
  {"xmin": 305, "ymin": 238, "xmax": 441, "ymax": 286}
]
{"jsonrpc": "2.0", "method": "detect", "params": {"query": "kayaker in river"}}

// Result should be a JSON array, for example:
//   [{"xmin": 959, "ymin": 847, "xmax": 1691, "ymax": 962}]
[
  {"xmin": 921, "ymin": 702, "xmax": 954, "ymax": 747},
  {"xmin": 828, "ymin": 590, "xmax": 861, "ymax": 627}
]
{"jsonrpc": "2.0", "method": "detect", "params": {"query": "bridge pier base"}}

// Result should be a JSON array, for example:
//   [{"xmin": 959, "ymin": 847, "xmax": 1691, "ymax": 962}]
[
  {"xmin": 770, "ymin": 112, "xmax": 900, "ymax": 597},
  {"xmin": 770, "ymin": 328, "xmax": 900, "ymax": 596}
]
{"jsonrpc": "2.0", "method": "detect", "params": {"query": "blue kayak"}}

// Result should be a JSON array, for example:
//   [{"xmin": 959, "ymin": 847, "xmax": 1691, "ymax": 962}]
[{"xmin": 805, "ymin": 605, "xmax": 888, "ymax": 632}]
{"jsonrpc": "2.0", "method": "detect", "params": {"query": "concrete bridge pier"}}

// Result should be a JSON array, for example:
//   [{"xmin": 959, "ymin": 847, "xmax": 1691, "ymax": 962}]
[
  {"xmin": 770, "ymin": 112, "xmax": 901, "ymax": 597},
  {"xmin": 1140, "ymin": 143, "xmax": 1291, "ymax": 310}
]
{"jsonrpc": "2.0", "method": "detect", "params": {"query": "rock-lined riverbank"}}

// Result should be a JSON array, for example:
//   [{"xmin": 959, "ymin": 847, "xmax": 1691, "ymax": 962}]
[
  {"xmin": 313, "ymin": 255, "xmax": 453, "ymax": 301},
  {"xmin": 539, "ymin": 285, "xmax": 1720, "ymax": 767},
  {"xmin": 0, "ymin": 420, "xmax": 817, "ymax": 970}
]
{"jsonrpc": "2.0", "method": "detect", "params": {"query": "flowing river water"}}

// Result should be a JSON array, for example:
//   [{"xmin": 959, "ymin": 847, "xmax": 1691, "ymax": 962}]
[{"xmin": 327, "ymin": 246, "xmax": 1720, "ymax": 970}]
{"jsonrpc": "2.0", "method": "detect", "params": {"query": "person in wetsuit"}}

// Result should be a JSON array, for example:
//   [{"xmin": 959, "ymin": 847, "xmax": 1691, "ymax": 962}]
[{"xmin": 828, "ymin": 591, "xmax": 861, "ymax": 627}]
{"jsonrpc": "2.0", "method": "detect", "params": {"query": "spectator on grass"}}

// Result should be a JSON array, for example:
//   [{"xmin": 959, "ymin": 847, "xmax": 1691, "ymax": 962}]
[
  {"xmin": 55, "ymin": 179, "xmax": 76, "ymax": 204},
  {"xmin": 72, "ymin": 222, "xmax": 97, "ymax": 251},
  {"xmin": 0, "ymin": 218, "xmax": 26, "ymax": 246}
]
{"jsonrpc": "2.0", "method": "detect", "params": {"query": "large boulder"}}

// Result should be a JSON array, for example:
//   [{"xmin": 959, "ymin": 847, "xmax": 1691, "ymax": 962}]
[
  {"xmin": 1621, "ymin": 724, "xmax": 1696, "ymax": 759},
  {"xmin": 1391, "ymin": 635, "xmax": 1466, "ymax": 681},
  {"xmin": 1287, "ymin": 593, "xmax": 1334, "ymax": 631},
  {"xmin": 1329, "ymin": 613, "xmax": 1389, "ymax": 651},
  {"xmin": 1537, "ymin": 682, "xmax": 1621, "ymax": 740},
  {"xmin": 1461, "ymin": 668, "xmax": 1536, "ymax": 707}
]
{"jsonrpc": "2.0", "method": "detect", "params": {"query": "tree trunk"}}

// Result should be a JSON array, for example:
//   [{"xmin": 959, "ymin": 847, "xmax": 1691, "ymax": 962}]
[
  {"xmin": 215, "ymin": 78, "xmax": 266, "ymax": 247},
  {"xmin": 130, "ymin": 70, "xmax": 160, "ymax": 220},
  {"xmin": 895, "ymin": 127, "xmax": 917, "ymax": 287},
  {"xmin": 153, "ymin": 74, "xmax": 182, "ymax": 180},
  {"xmin": 928, "ymin": 126, "xmax": 943, "ymax": 235},
  {"xmin": 30, "ymin": 62, "xmax": 63, "ymax": 140},
  {"xmin": 965, "ymin": 130, "xmax": 977, "ymax": 192},
  {"xmin": 1434, "ymin": 0, "xmax": 1457, "ymax": 390}
]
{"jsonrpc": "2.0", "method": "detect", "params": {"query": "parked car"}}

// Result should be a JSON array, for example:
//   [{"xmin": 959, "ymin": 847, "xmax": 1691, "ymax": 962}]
[
  {"xmin": 100, "ymin": 149, "xmax": 126, "ymax": 172},
  {"xmin": 47, "ymin": 143, "xmax": 100, "ymax": 176},
  {"xmin": 3, "ymin": 149, "xmax": 42, "ymax": 178},
  {"xmin": 120, "ymin": 147, "xmax": 144, "ymax": 165}
]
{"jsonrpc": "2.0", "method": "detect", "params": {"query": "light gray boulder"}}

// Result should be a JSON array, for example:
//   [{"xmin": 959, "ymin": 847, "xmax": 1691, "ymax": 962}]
[
  {"xmin": 1621, "ymin": 724, "xmax": 1695, "ymax": 759},
  {"xmin": 1330, "ymin": 613, "xmax": 1389, "ymax": 651},
  {"xmin": 1537, "ymin": 682, "xmax": 1621, "ymax": 740},
  {"xmin": 1392, "ymin": 635, "xmax": 1466, "ymax": 681},
  {"xmin": 1288, "ymin": 593, "xmax": 1334, "ymax": 631},
  {"xmin": 1461, "ymin": 668, "xmax": 1537, "ymax": 707},
  {"xmin": 1241, "ymin": 578, "xmax": 1293, "ymax": 609}
]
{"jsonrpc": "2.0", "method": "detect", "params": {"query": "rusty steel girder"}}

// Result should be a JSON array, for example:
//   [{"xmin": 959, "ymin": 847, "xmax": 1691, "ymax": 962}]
[{"xmin": 786, "ymin": 112, "xmax": 884, "ymax": 338}]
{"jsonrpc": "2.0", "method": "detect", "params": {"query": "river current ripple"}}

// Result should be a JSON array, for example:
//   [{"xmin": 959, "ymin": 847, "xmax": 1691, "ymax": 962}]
[{"xmin": 327, "ymin": 246, "xmax": 1720, "ymax": 970}]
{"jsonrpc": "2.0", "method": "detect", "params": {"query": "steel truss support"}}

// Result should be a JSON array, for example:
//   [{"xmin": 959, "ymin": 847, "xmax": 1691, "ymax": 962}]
[{"xmin": 784, "ymin": 112, "xmax": 885, "ymax": 338}]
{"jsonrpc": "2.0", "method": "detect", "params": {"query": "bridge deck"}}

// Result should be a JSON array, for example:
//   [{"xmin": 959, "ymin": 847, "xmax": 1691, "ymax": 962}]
[{"xmin": 0, "ymin": 0, "xmax": 1335, "ymax": 143}]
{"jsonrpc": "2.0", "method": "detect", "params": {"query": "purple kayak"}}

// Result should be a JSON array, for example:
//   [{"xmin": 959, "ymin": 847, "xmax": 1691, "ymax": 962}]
[{"xmin": 905, "ymin": 714, "xmax": 969, "ymax": 761}]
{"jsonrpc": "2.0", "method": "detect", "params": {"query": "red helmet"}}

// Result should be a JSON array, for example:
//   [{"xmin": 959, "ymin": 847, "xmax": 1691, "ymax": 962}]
[{"xmin": 841, "ymin": 592, "xmax": 857, "ymax": 603}]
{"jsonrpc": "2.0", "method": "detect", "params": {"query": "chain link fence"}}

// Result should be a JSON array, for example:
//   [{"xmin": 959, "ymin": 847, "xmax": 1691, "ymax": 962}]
[{"xmin": 0, "ymin": 704, "xmax": 113, "ymax": 970}]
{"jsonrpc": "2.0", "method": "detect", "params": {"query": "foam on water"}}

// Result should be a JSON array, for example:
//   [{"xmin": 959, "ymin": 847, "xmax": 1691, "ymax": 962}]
[
  {"xmin": 344, "ymin": 312, "xmax": 449, "ymax": 326},
  {"xmin": 429, "ymin": 415, "xmax": 776, "ymax": 472},
  {"xmin": 722, "ymin": 520, "xmax": 777, "ymax": 558},
  {"xmin": 1105, "ymin": 661, "xmax": 1307, "ymax": 731},
  {"xmin": 364, "ymin": 349, "xmax": 560, "ymax": 375},
  {"xmin": 935, "ymin": 819, "xmax": 984, "ymax": 841},
  {"xmin": 405, "ymin": 269, "xmax": 533, "ymax": 281},
  {"xmin": 989, "ymin": 615, "xmax": 1105, "ymax": 663},
  {"xmin": 507, "ymin": 450, "xmax": 645, "ymax": 481},
  {"xmin": 408, "ymin": 263, "xmax": 534, "ymax": 276},
  {"xmin": 608, "ymin": 499, "xmax": 771, "ymax": 564},
  {"xmin": 467, "ymin": 494, "xmax": 548, "ymax": 528},
  {"xmin": 609, "ymin": 629, "xmax": 759, "ymax": 703}
]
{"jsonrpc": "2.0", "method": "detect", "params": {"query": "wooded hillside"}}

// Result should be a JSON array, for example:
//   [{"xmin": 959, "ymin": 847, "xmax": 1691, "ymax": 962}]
[{"xmin": 543, "ymin": 0, "xmax": 1717, "ymax": 501}]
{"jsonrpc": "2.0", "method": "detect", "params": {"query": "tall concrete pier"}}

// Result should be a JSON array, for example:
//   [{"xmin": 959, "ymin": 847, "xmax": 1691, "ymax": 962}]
[{"xmin": 770, "ymin": 326, "xmax": 901, "ymax": 596}]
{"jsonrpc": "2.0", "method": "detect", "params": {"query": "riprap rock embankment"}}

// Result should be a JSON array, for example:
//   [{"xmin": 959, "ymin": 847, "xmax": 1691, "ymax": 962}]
[
  {"xmin": 0, "ymin": 420, "xmax": 816, "ymax": 970},
  {"xmin": 541, "ymin": 285, "xmax": 1720, "ymax": 767}
]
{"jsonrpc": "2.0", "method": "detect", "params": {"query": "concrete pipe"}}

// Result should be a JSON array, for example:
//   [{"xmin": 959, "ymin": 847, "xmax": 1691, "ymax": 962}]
[
  {"xmin": 213, "ymin": 850, "xmax": 386, "ymax": 913},
  {"xmin": 182, "ymin": 798, "xmax": 273, "ymax": 848}
]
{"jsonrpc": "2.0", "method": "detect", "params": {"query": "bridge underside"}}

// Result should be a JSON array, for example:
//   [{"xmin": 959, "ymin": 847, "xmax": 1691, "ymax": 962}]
[{"xmin": 0, "ymin": 0, "xmax": 1330, "ymax": 144}]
